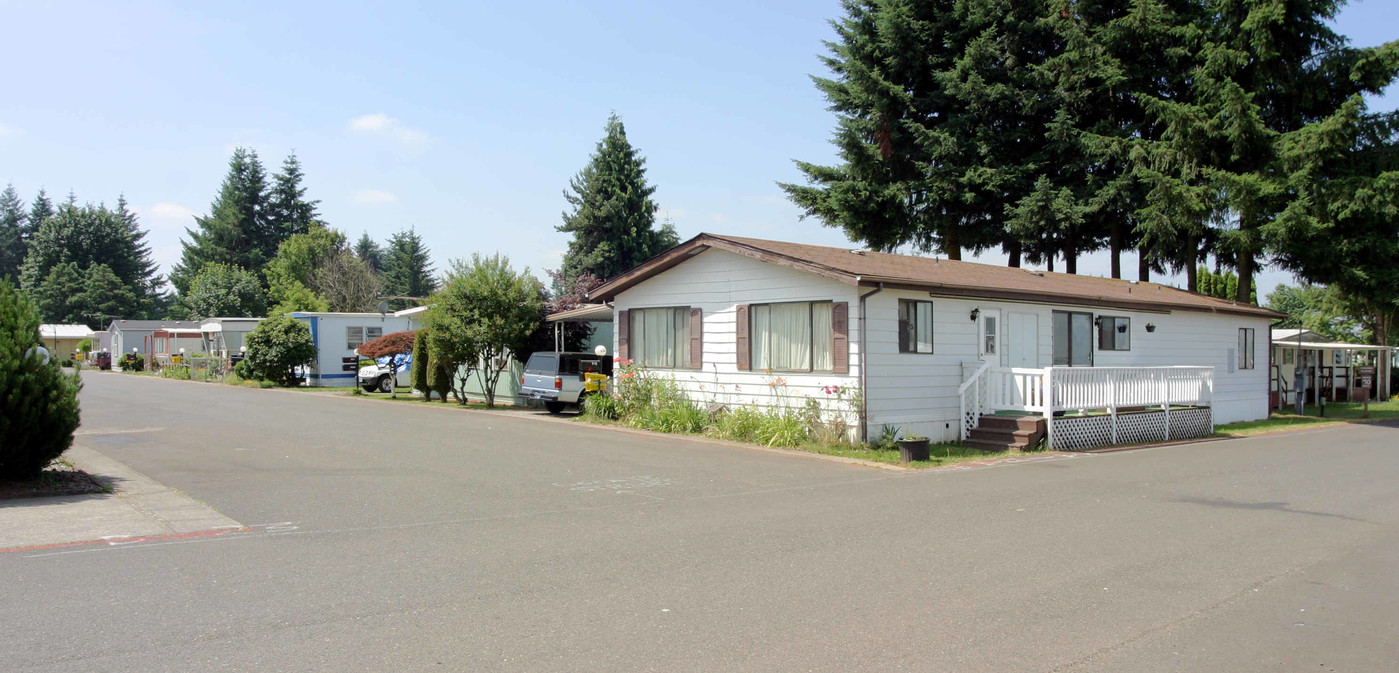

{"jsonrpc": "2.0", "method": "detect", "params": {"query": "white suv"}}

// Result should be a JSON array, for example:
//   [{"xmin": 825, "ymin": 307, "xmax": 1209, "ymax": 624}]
[{"xmin": 358, "ymin": 356, "xmax": 412, "ymax": 393}]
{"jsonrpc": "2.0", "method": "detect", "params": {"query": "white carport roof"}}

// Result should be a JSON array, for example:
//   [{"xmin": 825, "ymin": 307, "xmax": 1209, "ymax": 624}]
[
  {"xmin": 1277, "ymin": 341, "xmax": 1395, "ymax": 351},
  {"xmin": 39, "ymin": 324, "xmax": 95, "ymax": 339},
  {"xmin": 546, "ymin": 304, "xmax": 613, "ymax": 323}
]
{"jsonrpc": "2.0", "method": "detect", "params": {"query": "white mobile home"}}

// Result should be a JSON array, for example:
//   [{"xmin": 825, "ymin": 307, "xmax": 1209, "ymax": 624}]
[
  {"xmin": 588, "ymin": 234, "xmax": 1284, "ymax": 451},
  {"xmin": 291, "ymin": 310, "xmax": 423, "ymax": 387},
  {"xmin": 200, "ymin": 317, "xmax": 265, "ymax": 360},
  {"xmin": 1269, "ymin": 328, "xmax": 1394, "ymax": 406}
]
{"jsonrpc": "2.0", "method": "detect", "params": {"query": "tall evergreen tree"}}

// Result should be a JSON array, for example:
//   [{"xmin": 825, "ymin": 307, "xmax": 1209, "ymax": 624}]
[
  {"xmin": 382, "ymin": 227, "xmax": 437, "ymax": 308},
  {"xmin": 1139, "ymin": 0, "xmax": 1398, "ymax": 304},
  {"xmin": 1268, "ymin": 98, "xmax": 1399, "ymax": 347},
  {"xmin": 25, "ymin": 188, "xmax": 52, "ymax": 241},
  {"xmin": 354, "ymin": 231, "xmax": 385, "ymax": 272},
  {"xmin": 557, "ymin": 115, "xmax": 677, "ymax": 281},
  {"xmin": 170, "ymin": 147, "xmax": 269, "ymax": 294},
  {"xmin": 265, "ymin": 152, "xmax": 320, "ymax": 242},
  {"xmin": 20, "ymin": 202, "xmax": 159, "ymax": 315},
  {"xmin": 0, "ymin": 184, "xmax": 25, "ymax": 281}
]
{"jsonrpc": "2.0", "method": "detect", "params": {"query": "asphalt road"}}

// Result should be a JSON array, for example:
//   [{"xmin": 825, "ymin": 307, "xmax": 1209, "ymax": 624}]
[{"xmin": 3, "ymin": 372, "xmax": 1398, "ymax": 671}]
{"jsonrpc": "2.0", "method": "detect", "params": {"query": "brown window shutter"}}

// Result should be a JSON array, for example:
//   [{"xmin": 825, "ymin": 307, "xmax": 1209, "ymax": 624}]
[
  {"xmin": 689, "ymin": 307, "xmax": 703, "ymax": 369},
  {"xmin": 832, "ymin": 301, "xmax": 849, "ymax": 375},
  {"xmin": 617, "ymin": 309, "xmax": 629, "ymax": 360},
  {"xmin": 735, "ymin": 304, "xmax": 751, "ymax": 371}
]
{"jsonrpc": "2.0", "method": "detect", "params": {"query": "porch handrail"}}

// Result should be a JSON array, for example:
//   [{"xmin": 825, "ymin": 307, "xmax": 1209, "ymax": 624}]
[{"xmin": 958, "ymin": 361, "xmax": 993, "ymax": 441}]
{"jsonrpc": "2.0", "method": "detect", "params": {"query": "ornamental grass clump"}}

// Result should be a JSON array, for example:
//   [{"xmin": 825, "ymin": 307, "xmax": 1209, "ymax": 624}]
[{"xmin": 0, "ymin": 281, "xmax": 82, "ymax": 480}]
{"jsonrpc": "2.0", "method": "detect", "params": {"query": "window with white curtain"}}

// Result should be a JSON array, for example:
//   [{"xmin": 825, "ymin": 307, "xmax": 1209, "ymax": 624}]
[
  {"xmin": 347, "ymin": 326, "xmax": 365, "ymax": 350},
  {"xmin": 751, "ymin": 301, "xmax": 833, "ymax": 372},
  {"xmin": 628, "ymin": 307, "xmax": 691, "ymax": 368},
  {"xmin": 366, "ymin": 326, "xmax": 382, "ymax": 342}
]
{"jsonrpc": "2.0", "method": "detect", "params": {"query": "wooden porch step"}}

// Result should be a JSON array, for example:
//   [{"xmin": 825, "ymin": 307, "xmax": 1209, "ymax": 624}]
[
  {"xmin": 977, "ymin": 415, "xmax": 1044, "ymax": 432},
  {"xmin": 967, "ymin": 415, "xmax": 1047, "ymax": 452}
]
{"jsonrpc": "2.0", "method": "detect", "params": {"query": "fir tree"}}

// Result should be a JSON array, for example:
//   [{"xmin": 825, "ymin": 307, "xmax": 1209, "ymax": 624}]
[
  {"xmin": 25, "ymin": 188, "xmax": 52, "ymax": 241},
  {"xmin": 1140, "ymin": 0, "xmax": 1398, "ymax": 304},
  {"xmin": 0, "ymin": 184, "xmax": 25, "ymax": 281},
  {"xmin": 0, "ymin": 279, "xmax": 82, "ymax": 480},
  {"xmin": 32, "ymin": 262, "xmax": 86, "ymax": 324},
  {"xmin": 265, "ymin": 152, "xmax": 320, "ymax": 242},
  {"xmin": 170, "ymin": 147, "xmax": 269, "ymax": 294},
  {"xmin": 20, "ymin": 202, "xmax": 159, "ymax": 314},
  {"xmin": 74, "ymin": 264, "xmax": 142, "ymax": 328},
  {"xmin": 557, "ymin": 115, "xmax": 677, "ymax": 281},
  {"xmin": 382, "ymin": 227, "xmax": 437, "ymax": 309},
  {"xmin": 354, "ymin": 232, "xmax": 385, "ymax": 272}
]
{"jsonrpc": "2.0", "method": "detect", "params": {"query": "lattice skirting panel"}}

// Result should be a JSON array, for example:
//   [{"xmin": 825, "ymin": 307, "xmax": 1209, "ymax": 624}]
[
  {"xmin": 1051, "ymin": 407, "xmax": 1213, "ymax": 451},
  {"xmin": 1169, "ymin": 407, "xmax": 1213, "ymax": 439}
]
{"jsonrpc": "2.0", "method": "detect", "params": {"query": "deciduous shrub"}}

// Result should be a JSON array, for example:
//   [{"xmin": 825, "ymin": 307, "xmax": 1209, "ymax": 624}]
[
  {"xmin": 0, "ymin": 281, "xmax": 82, "ymax": 479},
  {"xmin": 242, "ymin": 315, "xmax": 317, "ymax": 387},
  {"xmin": 119, "ymin": 352, "xmax": 144, "ymax": 372}
]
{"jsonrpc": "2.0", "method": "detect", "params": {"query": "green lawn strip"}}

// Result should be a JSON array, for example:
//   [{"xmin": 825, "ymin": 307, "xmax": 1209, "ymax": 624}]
[
  {"xmin": 335, "ymin": 391, "xmax": 525, "ymax": 410},
  {"xmin": 1214, "ymin": 401, "xmax": 1399, "ymax": 437}
]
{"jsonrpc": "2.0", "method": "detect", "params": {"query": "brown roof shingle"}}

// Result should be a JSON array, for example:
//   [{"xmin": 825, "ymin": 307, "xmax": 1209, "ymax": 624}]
[{"xmin": 589, "ymin": 233, "xmax": 1285, "ymax": 320}]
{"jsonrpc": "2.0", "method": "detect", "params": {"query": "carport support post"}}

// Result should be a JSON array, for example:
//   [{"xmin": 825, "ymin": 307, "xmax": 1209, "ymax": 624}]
[{"xmin": 1043, "ymin": 368, "xmax": 1054, "ymax": 450}]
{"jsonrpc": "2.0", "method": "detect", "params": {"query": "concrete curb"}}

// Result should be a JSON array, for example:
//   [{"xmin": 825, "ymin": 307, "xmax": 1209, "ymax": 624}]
[{"xmin": 0, "ymin": 445, "xmax": 245, "ymax": 553}]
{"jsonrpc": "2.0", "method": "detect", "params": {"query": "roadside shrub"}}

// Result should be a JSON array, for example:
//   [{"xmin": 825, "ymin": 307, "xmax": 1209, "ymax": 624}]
[
  {"xmin": 0, "ymin": 281, "xmax": 82, "ymax": 479},
  {"xmin": 120, "ymin": 352, "xmax": 144, "ymax": 372},
  {"xmin": 581, "ymin": 393, "xmax": 620, "ymax": 421},
  {"xmin": 242, "ymin": 315, "xmax": 316, "ymax": 387},
  {"xmin": 711, "ymin": 406, "xmax": 765, "ymax": 442},
  {"xmin": 161, "ymin": 365, "xmax": 192, "ymax": 380}
]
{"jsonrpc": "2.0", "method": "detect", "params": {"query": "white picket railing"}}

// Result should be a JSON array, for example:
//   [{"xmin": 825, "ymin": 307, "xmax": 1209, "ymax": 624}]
[
  {"xmin": 1047, "ymin": 366, "xmax": 1213, "ymax": 412},
  {"xmin": 958, "ymin": 365, "xmax": 1214, "ymax": 442}
]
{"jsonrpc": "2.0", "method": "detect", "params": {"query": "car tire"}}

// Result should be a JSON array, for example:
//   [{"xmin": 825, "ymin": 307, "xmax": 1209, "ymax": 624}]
[
  {"xmin": 377, "ymin": 375, "xmax": 392, "ymax": 393},
  {"xmin": 361, "ymin": 384, "xmax": 377, "ymax": 393},
  {"xmin": 544, "ymin": 401, "xmax": 566, "ymax": 415}
]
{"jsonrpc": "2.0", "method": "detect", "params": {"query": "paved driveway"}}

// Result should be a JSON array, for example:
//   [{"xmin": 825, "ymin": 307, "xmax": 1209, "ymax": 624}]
[{"xmin": 3, "ymin": 372, "xmax": 1398, "ymax": 671}]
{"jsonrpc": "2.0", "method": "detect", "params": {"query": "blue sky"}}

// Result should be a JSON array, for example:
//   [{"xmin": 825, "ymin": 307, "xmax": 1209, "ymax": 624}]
[{"xmin": 1, "ymin": 0, "xmax": 1395, "ymax": 298}]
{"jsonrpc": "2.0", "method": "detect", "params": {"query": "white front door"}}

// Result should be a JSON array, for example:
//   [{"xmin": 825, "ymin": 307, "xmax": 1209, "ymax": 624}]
[
  {"xmin": 1008, "ymin": 312, "xmax": 1038, "ymax": 368},
  {"xmin": 979, "ymin": 309, "xmax": 1001, "ymax": 366}
]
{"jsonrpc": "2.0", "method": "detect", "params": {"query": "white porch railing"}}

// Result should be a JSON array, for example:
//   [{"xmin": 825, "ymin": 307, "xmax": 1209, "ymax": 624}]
[{"xmin": 959, "ymin": 365, "xmax": 1215, "ymax": 445}]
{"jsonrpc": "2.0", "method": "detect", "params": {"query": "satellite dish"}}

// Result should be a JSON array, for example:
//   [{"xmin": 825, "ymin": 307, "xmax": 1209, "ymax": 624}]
[
  {"xmin": 377, "ymin": 301, "xmax": 390, "ymax": 315},
  {"xmin": 594, "ymin": 344, "xmax": 608, "ymax": 357}
]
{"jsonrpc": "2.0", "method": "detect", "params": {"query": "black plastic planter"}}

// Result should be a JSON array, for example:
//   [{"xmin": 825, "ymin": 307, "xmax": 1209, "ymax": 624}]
[{"xmin": 898, "ymin": 438, "xmax": 931, "ymax": 462}]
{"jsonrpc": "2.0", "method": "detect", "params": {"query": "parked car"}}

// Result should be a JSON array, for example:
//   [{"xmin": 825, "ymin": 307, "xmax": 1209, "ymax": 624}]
[
  {"xmin": 358, "ymin": 355, "xmax": 412, "ymax": 393},
  {"xmin": 520, "ymin": 351, "xmax": 613, "ymax": 413}
]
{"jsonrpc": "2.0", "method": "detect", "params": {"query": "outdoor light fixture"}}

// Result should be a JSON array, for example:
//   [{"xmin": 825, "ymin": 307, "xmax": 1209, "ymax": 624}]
[
  {"xmin": 1094, "ymin": 316, "xmax": 1104, "ymax": 328},
  {"xmin": 970, "ymin": 308, "xmax": 980, "ymax": 322},
  {"xmin": 1146, "ymin": 323, "xmax": 1157, "ymax": 333}
]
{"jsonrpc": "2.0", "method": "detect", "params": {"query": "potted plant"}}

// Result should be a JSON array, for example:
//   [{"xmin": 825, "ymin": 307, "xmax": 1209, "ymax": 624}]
[{"xmin": 897, "ymin": 434, "xmax": 931, "ymax": 462}]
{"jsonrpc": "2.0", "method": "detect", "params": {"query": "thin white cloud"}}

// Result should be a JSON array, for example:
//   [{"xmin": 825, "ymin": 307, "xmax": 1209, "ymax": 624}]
[
  {"xmin": 0, "ymin": 123, "xmax": 17, "ymax": 139},
  {"xmin": 346, "ymin": 113, "xmax": 428, "ymax": 146},
  {"xmin": 352, "ymin": 189, "xmax": 398, "ymax": 205},
  {"xmin": 134, "ymin": 202, "xmax": 197, "ymax": 231}
]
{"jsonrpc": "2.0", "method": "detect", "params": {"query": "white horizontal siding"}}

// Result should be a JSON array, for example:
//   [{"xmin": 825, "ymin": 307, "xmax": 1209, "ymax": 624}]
[
  {"xmin": 617, "ymin": 250, "xmax": 1272, "ymax": 443},
  {"xmin": 614, "ymin": 249, "xmax": 862, "ymax": 423}
]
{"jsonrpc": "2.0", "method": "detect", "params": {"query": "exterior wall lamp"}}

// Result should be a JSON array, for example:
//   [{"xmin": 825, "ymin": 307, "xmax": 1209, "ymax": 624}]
[
  {"xmin": 1146, "ymin": 323, "xmax": 1157, "ymax": 333},
  {"xmin": 970, "ymin": 308, "xmax": 980, "ymax": 322}
]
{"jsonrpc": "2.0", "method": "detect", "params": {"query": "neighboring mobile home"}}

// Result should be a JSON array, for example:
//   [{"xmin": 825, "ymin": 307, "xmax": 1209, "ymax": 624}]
[
  {"xmin": 588, "ymin": 234, "xmax": 1285, "ymax": 451},
  {"xmin": 38, "ymin": 324, "xmax": 95, "ymax": 362},
  {"xmin": 1269, "ymin": 328, "xmax": 1395, "ymax": 406},
  {"xmin": 150, "ymin": 328, "xmax": 205, "ymax": 365},
  {"xmin": 291, "ymin": 309, "xmax": 423, "ymax": 387},
  {"xmin": 107, "ymin": 320, "xmax": 202, "ymax": 359},
  {"xmin": 200, "ymin": 317, "xmax": 265, "ymax": 360}
]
